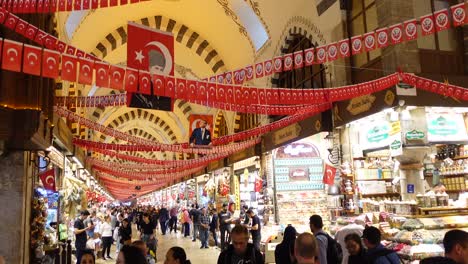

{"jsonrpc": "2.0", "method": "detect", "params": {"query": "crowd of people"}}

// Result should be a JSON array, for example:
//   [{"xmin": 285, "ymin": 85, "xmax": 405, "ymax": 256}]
[{"xmin": 69, "ymin": 203, "xmax": 467, "ymax": 264}]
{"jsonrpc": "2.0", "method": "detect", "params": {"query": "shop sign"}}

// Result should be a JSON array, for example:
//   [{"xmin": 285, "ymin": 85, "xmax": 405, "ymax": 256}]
[
  {"xmin": 367, "ymin": 124, "xmax": 390, "ymax": 143},
  {"xmin": 390, "ymin": 138, "xmax": 403, "ymax": 157},
  {"xmin": 284, "ymin": 144, "xmax": 313, "ymax": 156},
  {"xmin": 346, "ymin": 94, "xmax": 376, "ymax": 116},
  {"xmin": 405, "ymin": 130, "xmax": 425, "ymax": 140},
  {"xmin": 390, "ymin": 121, "xmax": 401, "ymax": 136},
  {"xmin": 272, "ymin": 123, "xmax": 302, "ymax": 146},
  {"xmin": 426, "ymin": 113, "xmax": 468, "ymax": 142},
  {"xmin": 396, "ymin": 75, "xmax": 417, "ymax": 96},
  {"xmin": 407, "ymin": 184, "xmax": 415, "ymax": 194}
]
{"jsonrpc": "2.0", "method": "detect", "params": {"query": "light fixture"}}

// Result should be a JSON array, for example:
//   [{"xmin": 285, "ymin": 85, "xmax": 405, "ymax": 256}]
[
  {"xmin": 324, "ymin": 132, "xmax": 341, "ymax": 165},
  {"xmin": 31, "ymin": 150, "xmax": 51, "ymax": 169},
  {"xmin": 401, "ymin": 109, "xmax": 412, "ymax": 121}
]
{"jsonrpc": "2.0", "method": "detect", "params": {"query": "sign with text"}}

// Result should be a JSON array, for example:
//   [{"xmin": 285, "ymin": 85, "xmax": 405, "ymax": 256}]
[{"xmin": 426, "ymin": 113, "xmax": 468, "ymax": 142}]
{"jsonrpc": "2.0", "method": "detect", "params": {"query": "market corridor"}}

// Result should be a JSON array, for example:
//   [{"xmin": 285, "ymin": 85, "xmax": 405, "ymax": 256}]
[{"xmin": 94, "ymin": 228, "xmax": 220, "ymax": 264}]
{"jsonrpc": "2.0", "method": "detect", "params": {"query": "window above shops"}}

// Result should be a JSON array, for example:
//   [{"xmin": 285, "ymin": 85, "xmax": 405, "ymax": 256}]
[
  {"xmin": 65, "ymin": 11, "xmax": 89, "ymax": 39},
  {"xmin": 231, "ymin": 0, "xmax": 269, "ymax": 51}
]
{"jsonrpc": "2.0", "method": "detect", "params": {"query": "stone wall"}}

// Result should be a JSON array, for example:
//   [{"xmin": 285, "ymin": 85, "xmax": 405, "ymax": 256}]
[{"xmin": 0, "ymin": 152, "xmax": 32, "ymax": 263}]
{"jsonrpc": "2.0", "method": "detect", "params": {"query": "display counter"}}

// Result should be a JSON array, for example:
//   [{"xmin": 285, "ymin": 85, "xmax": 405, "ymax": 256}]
[{"xmin": 331, "ymin": 213, "xmax": 468, "ymax": 261}]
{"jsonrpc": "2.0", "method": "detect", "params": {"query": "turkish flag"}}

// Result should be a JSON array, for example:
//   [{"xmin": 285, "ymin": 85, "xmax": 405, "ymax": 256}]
[
  {"xmin": 61, "ymin": 54, "xmax": 78, "ymax": 82},
  {"xmin": 109, "ymin": 0, "xmax": 117, "ymax": 6},
  {"xmin": 24, "ymin": 24, "xmax": 38, "ymax": 40},
  {"xmin": 164, "ymin": 76, "xmax": 175, "ymax": 98},
  {"xmin": 420, "ymin": 14, "xmax": 435, "ymax": 36},
  {"xmin": 175, "ymin": 78, "xmax": 187, "ymax": 100},
  {"xmin": 187, "ymin": 80, "xmax": 197, "ymax": 102},
  {"xmin": 66, "ymin": 46, "xmax": 76, "ymax": 55},
  {"xmin": 78, "ymin": 57, "xmax": 94, "ymax": 85},
  {"xmin": 138, "ymin": 70, "xmax": 152, "ymax": 95},
  {"xmin": 91, "ymin": 0, "xmax": 98, "ymax": 9},
  {"xmin": 315, "ymin": 46, "xmax": 327, "ymax": 63},
  {"xmin": 273, "ymin": 56, "xmax": 282, "ymax": 73},
  {"xmin": 197, "ymin": 81, "xmax": 207, "ymax": 102},
  {"xmin": 451, "ymin": 2, "xmax": 467, "ymax": 27},
  {"xmin": 44, "ymin": 35, "xmax": 58, "ymax": 49},
  {"xmin": 17, "ymin": 0, "xmax": 24, "ymax": 13},
  {"xmin": 37, "ymin": 0, "xmax": 44, "ymax": 12},
  {"xmin": 82, "ymin": 0, "xmax": 89, "ymax": 9},
  {"xmin": 0, "ymin": 6, "xmax": 7, "ymax": 23},
  {"xmin": 434, "ymin": 9, "xmax": 450, "ymax": 32},
  {"xmin": 73, "ymin": 0, "xmax": 81, "ymax": 9},
  {"xmin": 304, "ymin": 47, "xmax": 315, "ymax": 66},
  {"xmin": 376, "ymin": 28, "xmax": 389, "ymax": 48},
  {"xmin": 4, "ymin": 13, "xmax": 18, "ymax": 30},
  {"xmin": 50, "ymin": 0, "xmax": 57, "ymax": 11},
  {"xmin": 75, "ymin": 50, "xmax": 85, "ymax": 58},
  {"xmin": 263, "ymin": 60, "xmax": 273, "ymax": 76},
  {"xmin": 2, "ymin": 39, "xmax": 22, "ymax": 72},
  {"xmin": 207, "ymin": 82, "xmax": 217, "ymax": 104},
  {"xmin": 234, "ymin": 86, "xmax": 242, "ymax": 104},
  {"xmin": 34, "ymin": 30, "xmax": 47, "ymax": 46},
  {"xmin": 245, "ymin": 65, "xmax": 254, "ymax": 81},
  {"xmin": 242, "ymin": 88, "xmax": 251, "ymax": 105},
  {"xmin": 351, "ymin": 35, "xmax": 363, "ymax": 55},
  {"xmin": 389, "ymin": 23, "xmax": 404, "ymax": 44},
  {"xmin": 15, "ymin": 19, "xmax": 28, "ymax": 36},
  {"xmin": 250, "ymin": 88, "xmax": 258, "ymax": 104},
  {"xmin": 39, "ymin": 169, "xmax": 56, "ymax": 191},
  {"xmin": 100, "ymin": 0, "xmax": 107, "ymax": 8},
  {"xmin": 217, "ymin": 84, "xmax": 226, "ymax": 103},
  {"xmin": 124, "ymin": 67, "xmax": 138, "ymax": 92},
  {"xmin": 127, "ymin": 22, "xmax": 174, "ymax": 75},
  {"xmin": 120, "ymin": 0, "xmax": 127, "ymax": 4},
  {"xmin": 404, "ymin": 19, "xmax": 418, "ymax": 41},
  {"xmin": 226, "ymin": 85, "xmax": 235, "ymax": 104},
  {"xmin": 42, "ymin": 49, "xmax": 60, "ymax": 78},
  {"xmin": 152, "ymin": 74, "xmax": 165, "ymax": 96},
  {"xmin": 363, "ymin": 32, "xmax": 376, "ymax": 52},
  {"xmin": 109, "ymin": 65, "xmax": 125, "ymax": 90},
  {"xmin": 293, "ymin": 50, "xmax": 304, "ymax": 69},
  {"xmin": 56, "ymin": 40, "xmax": 67, "ymax": 53},
  {"xmin": 58, "ymin": 0, "xmax": 65, "ymax": 11},
  {"xmin": 327, "ymin": 42, "xmax": 338, "ymax": 62},
  {"xmin": 95, "ymin": 62, "xmax": 110, "ymax": 87},
  {"xmin": 43, "ymin": 0, "xmax": 51, "ymax": 12},
  {"xmin": 66, "ymin": 0, "xmax": 72, "ymax": 11},
  {"xmin": 255, "ymin": 62, "xmax": 264, "ymax": 78},
  {"xmin": 283, "ymin": 53, "xmax": 293, "ymax": 71},
  {"xmin": 23, "ymin": 44, "xmax": 42, "ymax": 76}
]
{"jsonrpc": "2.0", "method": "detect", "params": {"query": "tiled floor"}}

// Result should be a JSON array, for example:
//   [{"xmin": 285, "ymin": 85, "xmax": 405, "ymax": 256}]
[{"xmin": 94, "ymin": 226, "xmax": 220, "ymax": 264}]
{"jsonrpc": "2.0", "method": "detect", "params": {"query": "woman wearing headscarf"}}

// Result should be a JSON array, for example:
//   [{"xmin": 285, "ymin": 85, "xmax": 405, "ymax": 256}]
[{"xmin": 275, "ymin": 225, "xmax": 297, "ymax": 264}]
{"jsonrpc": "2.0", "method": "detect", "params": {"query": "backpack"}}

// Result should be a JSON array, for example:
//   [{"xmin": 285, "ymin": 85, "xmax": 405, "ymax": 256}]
[
  {"xmin": 316, "ymin": 232, "xmax": 343, "ymax": 264},
  {"xmin": 366, "ymin": 248, "xmax": 402, "ymax": 264}
]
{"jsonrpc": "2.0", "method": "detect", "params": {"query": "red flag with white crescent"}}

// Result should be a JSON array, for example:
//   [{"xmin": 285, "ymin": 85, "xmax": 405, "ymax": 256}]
[
  {"xmin": 61, "ymin": 54, "xmax": 78, "ymax": 82},
  {"xmin": 95, "ymin": 62, "xmax": 110, "ymax": 87},
  {"xmin": 42, "ymin": 49, "xmax": 60, "ymax": 78},
  {"xmin": 23, "ymin": 44, "xmax": 42, "ymax": 76},
  {"xmin": 39, "ymin": 168, "xmax": 56, "ymax": 192},
  {"xmin": 323, "ymin": 163, "xmax": 336, "ymax": 185},
  {"xmin": 78, "ymin": 57, "xmax": 94, "ymax": 85},
  {"xmin": 1, "ymin": 39, "xmax": 22, "ymax": 72}
]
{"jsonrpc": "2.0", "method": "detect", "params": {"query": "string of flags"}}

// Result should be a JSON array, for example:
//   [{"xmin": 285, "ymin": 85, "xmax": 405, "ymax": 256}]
[
  {"xmin": 0, "ymin": 0, "xmax": 147, "ymax": 13},
  {"xmin": 204, "ymin": 2, "xmax": 467, "ymax": 84}
]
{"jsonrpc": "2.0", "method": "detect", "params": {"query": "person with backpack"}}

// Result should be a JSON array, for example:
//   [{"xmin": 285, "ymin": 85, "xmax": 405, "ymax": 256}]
[
  {"xmin": 309, "ymin": 215, "xmax": 342, "ymax": 264},
  {"xmin": 362, "ymin": 226, "xmax": 400, "ymax": 264}
]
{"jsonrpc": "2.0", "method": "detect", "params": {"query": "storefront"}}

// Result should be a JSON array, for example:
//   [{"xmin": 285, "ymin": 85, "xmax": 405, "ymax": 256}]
[{"xmin": 328, "ymin": 85, "xmax": 468, "ymax": 260}]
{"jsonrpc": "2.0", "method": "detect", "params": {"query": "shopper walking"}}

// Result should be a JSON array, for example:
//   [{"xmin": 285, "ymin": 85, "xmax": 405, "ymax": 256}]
[
  {"xmin": 74, "ymin": 210, "xmax": 91, "ymax": 264},
  {"xmin": 309, "ymin": 215, "xmax": 329, "ymax": 264},
  {"xmin": 182, "ymin": 208, "xmax": 191, "ymax": 237},
  {"xmin": 169, "ymin": 205, "xmax": 179, "ymax": 234},
  {"xmin": 119, "ymin": 218, "xmax": 132, "ymax": 245},
  {"xmin": 159, "ymin": 206, "xmax": 169, "ymax": 235},
  {"xmin": 199, "ymin": 207, "xmax": 210, "ymax": 249},
  {"xmin": 100, "ymin": 215, "xmax": 113, "ymax": 260},
  {"xmin": 219, "ymin": 203, "xmax": 233, "ymax": 251},
  {"xmin": 210, "ymin": 208, "xmax": 219, "ymax": 247}
]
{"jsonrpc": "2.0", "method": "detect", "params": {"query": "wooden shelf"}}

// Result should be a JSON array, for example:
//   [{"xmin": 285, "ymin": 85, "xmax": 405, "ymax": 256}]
[{"xmin": 361, "ymin": 192, "xmax": 400, "ymax": 197}]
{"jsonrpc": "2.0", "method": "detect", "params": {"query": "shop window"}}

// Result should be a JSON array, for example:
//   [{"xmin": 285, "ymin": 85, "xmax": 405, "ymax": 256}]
[
  {"xmin": 277, "ymin": 34, "xmax": 326, "ymax": 89},
  {"xmin": 349, "ymin": 0, "xmax": 381, "ymax": 68}
]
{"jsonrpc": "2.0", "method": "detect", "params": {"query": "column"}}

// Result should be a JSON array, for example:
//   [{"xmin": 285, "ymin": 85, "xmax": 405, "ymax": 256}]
[{"xmin": 0, "ymin": 151, "xmax": 33, "ymax": 263}]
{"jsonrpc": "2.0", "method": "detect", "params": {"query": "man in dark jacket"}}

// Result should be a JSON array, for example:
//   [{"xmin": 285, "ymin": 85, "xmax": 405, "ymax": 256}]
[
  {"xmin": 158, "ymin": 206, "xmax": 169, "ymax": 235},
  {"xmin": 217, "ymin": 225, "xmax": 264, "ymax": 264}
]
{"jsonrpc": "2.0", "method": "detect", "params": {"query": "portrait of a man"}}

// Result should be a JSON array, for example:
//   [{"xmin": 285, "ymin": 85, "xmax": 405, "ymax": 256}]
[{"xmin": 190, "ymin": 120, "xmax": 212, "ymax": 146}]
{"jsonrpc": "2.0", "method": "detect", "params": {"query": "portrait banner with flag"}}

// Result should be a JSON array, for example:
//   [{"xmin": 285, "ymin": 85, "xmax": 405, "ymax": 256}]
[
  {"xmin": 323, "ymin": 163, "xmax": 336, "ymax": 185},
  {"xmin": 189, "ymin": 114, "xmax": 214, "ymax": 145},
  {"xmin": 39, "ymin": 168, "xmax": 56, "ymax": 192},
  {"xmin": 126, "ymin": 22, "xmax": 174, "ymax": 111}
]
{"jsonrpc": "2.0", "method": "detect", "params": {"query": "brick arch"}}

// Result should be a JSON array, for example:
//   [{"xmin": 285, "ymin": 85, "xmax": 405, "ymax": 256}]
[
  {"xmin": 270, "ymin": 16, "xmax": 329, "ymax": 87},
  {"xmin": 213, "ymin": 111, "xmax": 228, "ymax": 138}
]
